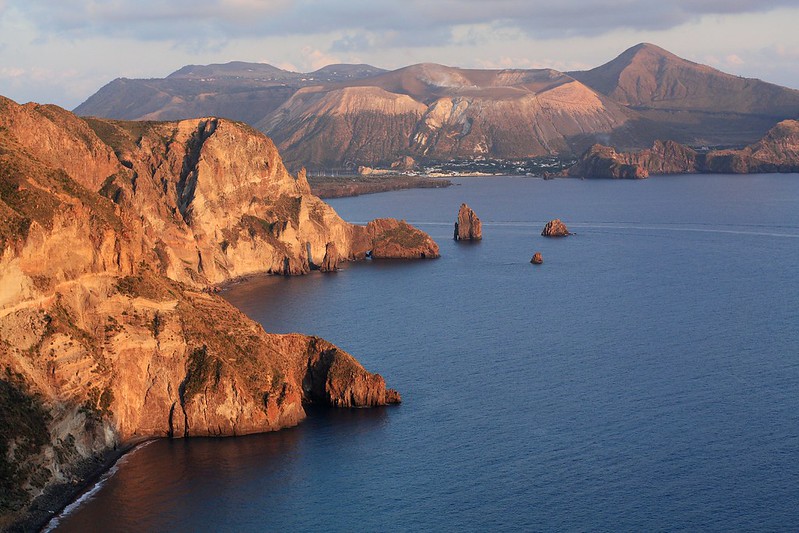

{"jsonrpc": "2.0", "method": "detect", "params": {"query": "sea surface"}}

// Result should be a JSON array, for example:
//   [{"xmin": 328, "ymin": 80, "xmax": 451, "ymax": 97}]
[{"xmin": 53, "ymin": 175, "xmax": 799, "ymax": 531}]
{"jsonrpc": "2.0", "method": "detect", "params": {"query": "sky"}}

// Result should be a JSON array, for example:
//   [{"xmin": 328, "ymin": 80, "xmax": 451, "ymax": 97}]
[{"xmin": 2, "ymin": 0, "xmax": 799, "ymax": 110}]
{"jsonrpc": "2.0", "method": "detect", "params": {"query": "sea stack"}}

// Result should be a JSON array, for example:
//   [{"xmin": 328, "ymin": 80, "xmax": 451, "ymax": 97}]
[
  {"xmin": 541, "ymin": 219, "xmax": 571, "ymax": 237},
  {"xmin": 531, "ymin": 252, "xmax": 543, "ymax": 264},
  {"xmin": 454, "ymin": 203, "xmax": 483, "ymax": 240},
  {"xmin": 320, "ymin": 242, "xmax": 340, "ymax": 272}
]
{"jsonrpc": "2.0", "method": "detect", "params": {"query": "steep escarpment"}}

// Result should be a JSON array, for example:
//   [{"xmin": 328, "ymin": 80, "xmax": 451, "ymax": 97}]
[
  {"xmin": 82, "ymin": 115, "xmax": 418, "ymax": 283},
  {"xmin": 568, "ymin": 120, "xmax": 799, "ymax": 178},
  {"xmin": 0, "ymin": 95, "xmax": 416, "ymax": 527}
]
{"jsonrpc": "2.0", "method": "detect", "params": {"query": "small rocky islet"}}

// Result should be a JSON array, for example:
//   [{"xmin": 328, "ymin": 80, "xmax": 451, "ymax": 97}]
[{"xmin": 454, "ymin": 203, "xmax": 482, "ymax": 241}]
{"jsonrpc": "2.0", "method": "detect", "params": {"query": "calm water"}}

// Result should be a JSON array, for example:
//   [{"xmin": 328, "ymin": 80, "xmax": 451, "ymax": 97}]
[{"xmin": 54, "ymin": 175, "xmax": 799, "ymax": 531}]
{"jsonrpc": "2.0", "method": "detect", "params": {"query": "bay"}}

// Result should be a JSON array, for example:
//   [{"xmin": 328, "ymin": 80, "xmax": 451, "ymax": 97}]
[{"xmin": 54, "ymin": 174, "xmax": 799, "ymax": 531}]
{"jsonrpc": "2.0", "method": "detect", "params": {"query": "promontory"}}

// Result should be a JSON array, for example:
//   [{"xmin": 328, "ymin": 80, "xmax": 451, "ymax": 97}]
[{"xmin": 0, "ymin": 95, "xmax": 437, "ymax": 528}]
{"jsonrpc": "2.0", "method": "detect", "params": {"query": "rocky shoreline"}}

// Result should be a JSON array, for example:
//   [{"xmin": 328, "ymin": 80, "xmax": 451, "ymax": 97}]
[
  {"xmin": 567, "ymin": 120, "xmax": 799, "ymax": 179},
  {"xmin": 9, "ymin": 439, "xmax": 153, "ymax": 533}
]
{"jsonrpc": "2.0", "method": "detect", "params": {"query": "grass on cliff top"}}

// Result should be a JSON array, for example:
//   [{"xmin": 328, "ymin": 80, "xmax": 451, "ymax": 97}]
[
  {"xmin": 176, "ymin": 291, "xmax": 290, "ymax": 404},
  {"xmin": 83, "ymin": 117, "xmax": 161, "ymax": 154},
  {"xmin": 181, "ymin": 345, "xmax": 222, "ymax": 403},
  {"xmin": 0, "ymin": 152, "xmax": 123, "ymax": 248},
  {"xmin": 116, "ymin": 264, "xmax": 181, "ymax": 301},
  {"xmin": 375, "ymin": 223, "xmax": 429, "ymax": 249},
  {"xmin": 271, "ymin": 195, "xmax": 302, "ymax": 227}
]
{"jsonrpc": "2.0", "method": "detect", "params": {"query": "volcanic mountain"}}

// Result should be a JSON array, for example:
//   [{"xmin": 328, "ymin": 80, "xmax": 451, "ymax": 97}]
[
  {"xmin": 75, "ymin": 44, "xmax": 799, "ymax": 170},
  {"xmin": 569, "ymin": 43, "xmax": 799, "ymax": 146}
]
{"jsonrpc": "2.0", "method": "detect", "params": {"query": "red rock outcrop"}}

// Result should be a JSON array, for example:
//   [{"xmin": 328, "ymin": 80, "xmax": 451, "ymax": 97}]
[
  {"xmin": 531, "ymin": 252, "xmax": 543, "ymax": 264},
  {"xmin": 366, "ymin": 218, "xmax": 440, "ymax": 259},
  {"xmin": 541, "ymin": 219, "xmax": 571, "ymax": 237},
  {"xmin": 454, "ymin": 203, "xmax": 482, "ymax": 241}
]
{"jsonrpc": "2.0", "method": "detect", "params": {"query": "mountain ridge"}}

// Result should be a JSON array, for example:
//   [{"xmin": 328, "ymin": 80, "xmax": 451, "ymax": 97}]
[{"xmin": 74, "ymin": 44, "xmax": 799, "ymax": 170}]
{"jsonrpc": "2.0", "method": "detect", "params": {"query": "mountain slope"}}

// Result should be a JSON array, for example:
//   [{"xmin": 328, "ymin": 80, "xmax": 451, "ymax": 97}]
[
  {"xmin": 74, "ymin": 61, "xmax": 385, "ymax": 124},
  {"xmin": 569, "ymin": 43, "xmax": 799, "ymax": 144},
  {"xmin": 260, "ymin": 64, "xmax": 662, "ymax": 168},
  {"xmin": 74, "ymin": 46, "xmax": 799, "ymax": 169}
]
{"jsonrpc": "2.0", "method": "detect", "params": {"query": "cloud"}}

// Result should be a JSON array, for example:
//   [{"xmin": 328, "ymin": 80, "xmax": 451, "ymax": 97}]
[
  {"xmin": 475, "ymin": 56, "xmax": 591, "ymax": 72},
  {"xmin": 725, "ymin": 54, "xmax": 744, "ymax": 66},
  {"xmin": 10, "ymin": 0, "xmax": 798, "ymax": 48},
  {"xmin": 0, "ymin": 65, "xmax": 99, "ymax": 105},
  {"xmin": 300, "ymin": 47, "xmax": 341, "ymax": 71}
]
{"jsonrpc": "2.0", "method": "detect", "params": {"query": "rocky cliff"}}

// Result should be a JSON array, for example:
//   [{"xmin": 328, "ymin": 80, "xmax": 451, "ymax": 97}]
[
  {"xmin": 567, "ymin": 140, "xmax": 701, "ymax": 179},
  {"xmin": 568, "ymin": 120, "xmax": 799, "ymax": 178},
  {"xmin": 0, "ymin": 95, "xmax": 427, "ymax": 527}
]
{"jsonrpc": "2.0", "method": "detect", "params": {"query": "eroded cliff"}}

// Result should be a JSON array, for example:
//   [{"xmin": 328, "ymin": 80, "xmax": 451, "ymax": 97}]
[{"xmin": 0, "ymin": 95, "xmax": 421, "ymax": 527}]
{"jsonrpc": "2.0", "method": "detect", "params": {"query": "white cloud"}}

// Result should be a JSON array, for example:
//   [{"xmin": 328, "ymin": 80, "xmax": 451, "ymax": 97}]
[
  {"xmin": 725, "ymin": 54, "xmax": 745, "ymax": 66},
  {"xmin": 300, "ymin": 47, "xmax": 341, "ymax": 71},
  {"xmin": 10, "ymin": 0, "xmax": 799, "ymax": 46},
  {"xmin": 3, "ymin": 1, "xmax": 799, "ymax": 107}
]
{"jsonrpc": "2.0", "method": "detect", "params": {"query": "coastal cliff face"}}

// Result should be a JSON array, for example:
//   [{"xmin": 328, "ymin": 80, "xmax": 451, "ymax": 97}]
[
  {"xmin": 568, "ymin": 120, "xmax": 799, "ymax": 178},
  {"xmin": 567, "ymin": 140, "xmax": 700, "ymax": 179},
  {"xmin": 0, "ymin": 95, "xmax": 416, "ymax": 525},
  {"xmin": 81, "ymin": 115, "xmax": 415, "ymax": 282}
]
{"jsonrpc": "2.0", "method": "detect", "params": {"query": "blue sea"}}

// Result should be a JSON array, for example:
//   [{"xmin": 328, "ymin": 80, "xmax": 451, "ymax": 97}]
[{"xmin": 53, "ymin": 175, "xmax": 799, "ymax": 531}]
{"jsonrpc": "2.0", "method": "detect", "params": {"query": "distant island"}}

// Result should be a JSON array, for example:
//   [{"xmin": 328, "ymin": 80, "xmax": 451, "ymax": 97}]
[{"xmin": 75, "ymin": 43, "xmax": 799, "ymax": 173}]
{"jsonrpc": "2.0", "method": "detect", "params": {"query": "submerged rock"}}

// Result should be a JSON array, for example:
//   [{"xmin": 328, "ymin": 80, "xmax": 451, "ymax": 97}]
[
  {"xmin": 531, "ymin": 252, "xmax": 543, "ymax": 264},
  {"xmin": 454, "ymin": 203, "xmax": 482, "ymax": 241},
  {"xmin": 541, "ymin": 219, "xmax": 571, "ymax": 237}
]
